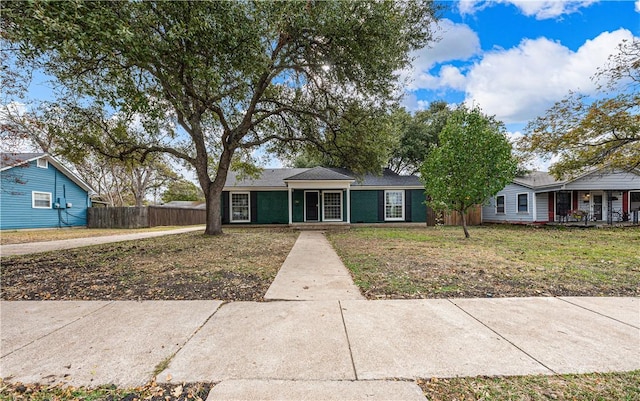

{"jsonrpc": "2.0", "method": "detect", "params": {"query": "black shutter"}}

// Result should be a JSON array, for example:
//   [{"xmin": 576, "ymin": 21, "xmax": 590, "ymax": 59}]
[
  {"xmin": 405, "ymin": 190, "xmax": 412, "ymax": 222},
  {"xmin": 222, "ymin": 192, "xmax": 230, "ymax": 224},
  {"xmin": 250, "ymin": 192, "xmax": 258, "ymax": 223},
  {"xmin": 378, "ymin": 190, "xmax": 385, "ymax": 222}
]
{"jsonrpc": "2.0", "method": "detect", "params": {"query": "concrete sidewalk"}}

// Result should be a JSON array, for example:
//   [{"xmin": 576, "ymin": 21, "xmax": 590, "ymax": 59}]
[
  {"xmin": 1, "ymin": 226, "xmax": 205, "ymax": 256},
  {"xmin": 264, "ymin": 231, "xmax": 364, "ymax": 301},
  {"xmin": 1, "ymin": 297, "xmax": 638, "ymax": 399}
]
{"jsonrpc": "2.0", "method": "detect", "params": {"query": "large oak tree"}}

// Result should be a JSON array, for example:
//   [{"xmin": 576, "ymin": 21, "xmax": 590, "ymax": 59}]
[{"xmin": 1, "ymin": 0, "xmax": 440, "ymax": 234}]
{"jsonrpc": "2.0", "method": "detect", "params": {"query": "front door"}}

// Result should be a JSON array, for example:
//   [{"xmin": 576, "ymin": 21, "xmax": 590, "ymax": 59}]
[
  {"xmin": 593, "ymin": 194, "xmax": 603, "ymax": 220},
  {"xmin": 305, "ymin": 191, "xmax": 319, "ymax": 221}
]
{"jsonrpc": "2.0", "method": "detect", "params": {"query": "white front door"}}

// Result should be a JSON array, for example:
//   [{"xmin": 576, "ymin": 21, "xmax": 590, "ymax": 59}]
[{"xmin": 591, "ymin": 192, "xmax": 605, "ymax": 221}]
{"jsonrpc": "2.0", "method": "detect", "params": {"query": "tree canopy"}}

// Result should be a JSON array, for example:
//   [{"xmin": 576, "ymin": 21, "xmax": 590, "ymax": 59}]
[
  {"xmin": 1, "ymin": 0, "xmax": 440, "ymax": 234},
  {"xmin": 520, "ymin": 38, "xmax": 639, "ymax": 178},
  {"xmin": 162, "ymin": 179, "xmax": 204, "ymax": 203},
  {"xmin": 421, "ymin": 105, "xmax": 518, "ymax": 238}
]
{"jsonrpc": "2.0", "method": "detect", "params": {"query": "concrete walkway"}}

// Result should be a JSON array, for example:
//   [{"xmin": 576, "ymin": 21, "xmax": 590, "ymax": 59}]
[
  {"xmin": 1, "ymin": 226, "xmax": 205, "ymax": 256},
  {"xmin": 1, "ymin": 297, "xmax": 638, "ymax": 399},
  {"xmin": 264, "ymin": 231, "xmax": 364, "ymax": 301}
]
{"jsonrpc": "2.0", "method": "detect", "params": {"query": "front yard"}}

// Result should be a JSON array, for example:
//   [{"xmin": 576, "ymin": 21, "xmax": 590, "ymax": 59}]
[{"xmin": 327, "ymin": 225, "xmax": 640, "ymax": 299}]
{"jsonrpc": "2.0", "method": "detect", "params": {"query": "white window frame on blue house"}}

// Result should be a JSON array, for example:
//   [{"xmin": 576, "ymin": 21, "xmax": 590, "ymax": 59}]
[
  {"xmin": 36, "ymin": 158, "xmax": 48, "ymax": 169},
  {"xmin": 230, "ymin": 192, "xmax": 250, "ymax": 223},
  {"xmin": 496, "ymin": 195, "xmax": 505, "ymax": 214},
  {"xmin": 384, "ymin": 190, "xmax": 404, "ymax": 221},
  {"xmin": 322, "ymin": 191, "xmax": 343, "ymax": 221},
  {"xmin": 516, "ymin": 193, "xmax": 529, "ymax": 213},
  {"xmin": 32, "ymin": 191, "xmax": 52, "ymax": 209}
]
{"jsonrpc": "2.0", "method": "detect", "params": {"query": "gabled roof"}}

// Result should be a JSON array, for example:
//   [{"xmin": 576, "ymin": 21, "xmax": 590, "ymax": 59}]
[
  {"xmin": 224, "ymin": 167, "xmax": 422, "ymax": 189},
  {"xmin": 1, "ymin": 152, "xmax": 95, "ymax": 194},
  {"xmin": 284, "ymin": 166, "xmax": 354, "ymax": 181},
  {"xmin": 513, "ymin": 171, "xmax": 562, "ymax": 189}
]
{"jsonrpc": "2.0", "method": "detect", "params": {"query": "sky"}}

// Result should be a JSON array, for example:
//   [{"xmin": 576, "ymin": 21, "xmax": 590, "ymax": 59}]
[{"xmin": 402, "ymin": 0, "xmax": 639, "ymax": 149}]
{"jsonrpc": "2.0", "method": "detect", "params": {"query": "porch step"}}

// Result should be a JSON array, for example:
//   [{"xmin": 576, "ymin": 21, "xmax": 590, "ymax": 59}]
[{"xmin": 289, "ymin": 222, "xmax": 350, "ymax": 231}]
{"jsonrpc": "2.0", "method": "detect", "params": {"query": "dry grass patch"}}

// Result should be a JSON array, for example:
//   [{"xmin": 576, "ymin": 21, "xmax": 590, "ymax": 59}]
[
  {"xmin": 328, "ymin": 225, "xmax": 640, "ymax": 299},
  {"xmin": 419, "ymin": 371, "xmax": 640, "ymax": 401},
  {"xmin": 1, "ymin": 228, "xmax": 298, "ymax": 301},
  {"xmin": 0, "ymin": 226, "xmax": 201, "ymax": 245}
]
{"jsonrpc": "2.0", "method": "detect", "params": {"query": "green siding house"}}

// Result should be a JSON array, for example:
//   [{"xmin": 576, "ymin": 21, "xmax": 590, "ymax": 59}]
[{"xmin": 222, "ymin": 167, "xmax": 426, "ymax": 225}]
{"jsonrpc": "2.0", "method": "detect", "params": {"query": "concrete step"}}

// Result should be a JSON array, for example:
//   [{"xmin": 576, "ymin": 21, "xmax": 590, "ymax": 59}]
[{"xmin": 289, "ymin": 223, "xmax": 350, "ymax": 231}]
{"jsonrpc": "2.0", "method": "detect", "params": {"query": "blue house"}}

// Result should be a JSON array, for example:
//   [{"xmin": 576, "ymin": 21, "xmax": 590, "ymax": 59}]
[{"xmin": 1, "ymin": 153, "xmax": 94, "ymax": 230}]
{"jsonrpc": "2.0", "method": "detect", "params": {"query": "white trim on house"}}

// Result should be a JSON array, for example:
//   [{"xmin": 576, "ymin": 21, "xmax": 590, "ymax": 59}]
[
  {"xmin": 230, "ymin": 192, "xmax": 250, "ymax": 223},
  {"xmin": 32, "ymin": 191, "xmax": 52, "ymax": 209},
  {"xmin": 36, "ymin": 158, "xmax": 48, "ymax": 169},
  {"xmin": 322, "ymin": 191, "xmax": 343, "ymax": 222},
  {"xmin": 384, "ymin": 189, "xmax": 405, "ymax": 221},
  {"xmin": 516, "ymin": 192, "xmax": 529, "ymax": 214}
]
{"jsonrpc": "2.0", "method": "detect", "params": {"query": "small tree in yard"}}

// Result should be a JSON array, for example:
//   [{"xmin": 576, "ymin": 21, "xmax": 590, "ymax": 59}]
[{"xmin": 420, "ymin": 105, "xmax": 518, "ymax": 238}]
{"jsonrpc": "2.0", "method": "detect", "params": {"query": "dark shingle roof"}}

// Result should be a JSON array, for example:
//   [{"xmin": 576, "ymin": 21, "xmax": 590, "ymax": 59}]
[
  {"xmin": 0, "ymin": 153, "xmax": 45, "ymax": 169},
  {"xmin": 285, "ymin": 166, "xmax": 354, "ymax": 181},
  {"xmin": 224, "ymin": 167, "xmax": 422, "ymax": 188}
]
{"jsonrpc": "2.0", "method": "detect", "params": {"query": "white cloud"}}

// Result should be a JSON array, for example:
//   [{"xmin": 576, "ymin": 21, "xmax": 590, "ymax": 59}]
[
  {"xmin": 463, "ymin": 29, "xmax": 635, "ymax": 123},
  {"xmin": 459, "ymin": 0, "xmax": 598, "ymax": 20},
  {"xmin": 404, "ymin": 19, "xmax": 480, "ymax": 90},
  {"xmin": 636, "ymin": 0, "xmax": 640, "ymax": 12}
]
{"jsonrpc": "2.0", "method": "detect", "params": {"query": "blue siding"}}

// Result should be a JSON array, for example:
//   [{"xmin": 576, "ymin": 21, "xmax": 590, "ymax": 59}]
[
  {"xmin": 1, "ymin": 160, "xmax": 90, "ymax": 230},
  {"xmin": 482, "ymin": 183, "xmax": 536, "ymax": 223}
]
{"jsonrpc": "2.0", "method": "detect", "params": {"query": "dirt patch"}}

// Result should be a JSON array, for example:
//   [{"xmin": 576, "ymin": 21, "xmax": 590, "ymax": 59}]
[{"xmin": 1, "ymin": 228, "xmax": 298, "ymax": 301}]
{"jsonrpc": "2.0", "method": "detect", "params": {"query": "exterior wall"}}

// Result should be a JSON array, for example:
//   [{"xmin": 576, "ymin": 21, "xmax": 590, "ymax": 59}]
[
  {"xmin": 535, "ymin": 192, "xmax": 548, "ymax": 222},
  {"xmin": 256, "ymin": 191, "xmax": 288, "ymax": 224},
  {"xmin": 563, "ymin": 170, "xmax": 640, "ymax": 190},
  {"xmin": 482, "ymin": 183, "xmax": 535, "ymax": 223},
  {"xmin": 350, "ymin": 190, "xmax": 378, "ymax": 223},
  {"xmin": 410, "ymin": 189, "xmax": 427, "ymax": 223},
  {"xmin": 1, "ymin": 160, "xmax": 90, "ymax": 230}
]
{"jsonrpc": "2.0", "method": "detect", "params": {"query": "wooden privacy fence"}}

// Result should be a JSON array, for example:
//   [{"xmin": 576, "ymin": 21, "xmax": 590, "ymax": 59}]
[
  {"xmin": 87, "ymin": 206, "xmax": 206, "ymax": 228},
  {"xmin": 427, "ymin": 205, "xmax": 482, "ymax": 226}
]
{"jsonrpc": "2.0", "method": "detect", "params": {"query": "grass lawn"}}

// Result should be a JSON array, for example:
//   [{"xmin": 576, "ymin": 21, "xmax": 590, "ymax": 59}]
[
  {"xmin": 1, "ymin": 228, "xmax": 298, "ymax": 301},
  {"xmin": 327, "ymin": 225, "xmax": 640, "ymax": 299},
  {"xmin": 0, "ymin": 226, "xmax": 204, "ymax": 245}
]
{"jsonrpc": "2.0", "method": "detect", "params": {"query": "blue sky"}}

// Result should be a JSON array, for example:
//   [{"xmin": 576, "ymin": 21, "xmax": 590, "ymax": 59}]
[{"xmin": 402, "ymin": 0, "xmax": 639, "ymax": 139}]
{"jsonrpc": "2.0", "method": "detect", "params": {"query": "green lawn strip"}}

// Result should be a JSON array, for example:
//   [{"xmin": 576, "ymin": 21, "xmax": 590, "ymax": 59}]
[
  {"xmin": 419, "ymin": 370, "xmax": 640, "ymax": 401},
  {"xmin": 328, "ymin": 225, "xmax": 640, "ymax": 298}
]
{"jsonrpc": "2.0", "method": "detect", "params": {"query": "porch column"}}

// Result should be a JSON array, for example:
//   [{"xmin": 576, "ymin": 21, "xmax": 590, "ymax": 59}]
[
  {"xmin": 346, "ymin": 187, "xmax": 351, "ymax": 223},
  {"xmin": 288, "ymin": 186, "xmax": 293, "ymax": 224}
]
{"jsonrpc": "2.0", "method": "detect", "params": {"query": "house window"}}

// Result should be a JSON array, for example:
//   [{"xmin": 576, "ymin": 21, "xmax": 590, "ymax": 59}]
[
  {"xmin": 385, "ymin": 190, "xmax": 404, "ymax": 221},
  {"xmin": 323, "ymin": 191, "xmax": 342, "ymax": 221},
  {"xmin": 496, "ymin": 195, "xmax": 505, "ymax": 214},
  {"xmin": 230, "ymin": 192, "xmax": 250, "ymax": 222},
  {"xmin": 32, "ymin": 191, "xmax": 52, "ymax": 209},
  {"xmin": 517, "ymin": 193, "xmax": 528, "ymax": 213},
  {"xmin": 36, "ymin": 158, "xmax": 48, "ymax": 169}
]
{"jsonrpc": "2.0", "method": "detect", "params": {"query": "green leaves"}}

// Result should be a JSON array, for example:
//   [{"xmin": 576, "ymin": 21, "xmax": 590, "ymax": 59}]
[{"xmin": 420, "ymin": 105, "xmax": 518, "ymax": 237}]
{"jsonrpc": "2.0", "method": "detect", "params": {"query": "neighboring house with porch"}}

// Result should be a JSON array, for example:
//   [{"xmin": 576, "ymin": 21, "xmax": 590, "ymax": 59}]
[
  {"xmin": 222, "ymin": 166, "xmax": 427, "ymax": 225},
  {"xmin": 1, "ymin": 153, "xmax": 94, "ymax": 230},
  {"xmin": 482, "ymin": 168, "xmax": 640, "ymax": 224}
]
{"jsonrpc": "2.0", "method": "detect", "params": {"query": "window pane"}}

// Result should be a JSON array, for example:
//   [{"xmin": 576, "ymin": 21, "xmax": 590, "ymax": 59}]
[
  {"xmin": 385, "ymin": 191, "xmax": 403, "ymax": 220},
  {"xmin": 231, "ymin": 193, "xmax": 249, "ymax": 221},
  {"xmin": 517, "ymin": 194, "xmax": 528, "ymax": 212},
  {"xmin": 496, "ymin": 196, "xmax": 505, "ymax": 213},
  {"xmin": 33, "ymin": 192, "xmax": 51, "ymax": 208},
  {"xmin": 323, "ymin": 192, "xmax": 342, "ymax": 220}
]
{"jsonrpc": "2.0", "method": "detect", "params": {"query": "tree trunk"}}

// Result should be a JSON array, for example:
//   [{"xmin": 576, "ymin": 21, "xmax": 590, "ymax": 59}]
[
  {"xmin": 202, "ymin": 147, "xmax": 234, "ymax": 236},
  {"xmin": 459, "ymin": 209, "xmax": 470, "ymax": 238}
]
